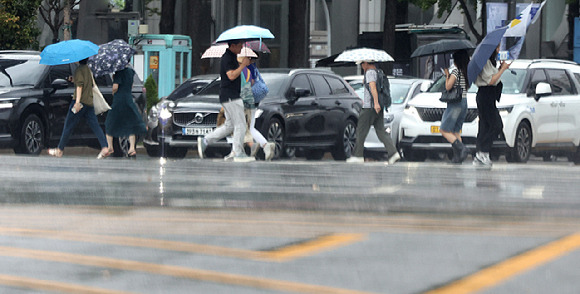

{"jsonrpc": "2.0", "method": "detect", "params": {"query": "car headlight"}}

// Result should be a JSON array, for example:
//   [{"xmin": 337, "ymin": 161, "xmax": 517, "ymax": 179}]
[
  {"xmin": 384, "ymin": 113, "xmax": 395, "ymax": 124},
  {"xmin": 254, "ymin": 109, "xmax": 264, "ymax": 119},
  {"xmin": 0, "ymin": 98, "xmax": 18, "ymax": 109},
  {"xmin": 404, "ymin": 105, "xmax": 420, "ymax": 120},
  {"xmin": 159, "ymin": 108, "xmax": 172, "ymax": 120}
]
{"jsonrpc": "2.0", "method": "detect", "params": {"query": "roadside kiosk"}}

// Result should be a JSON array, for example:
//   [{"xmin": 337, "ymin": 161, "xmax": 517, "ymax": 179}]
[{"xmin": 129, "ymin": 34, "xmax": 192, "ymax": 97}]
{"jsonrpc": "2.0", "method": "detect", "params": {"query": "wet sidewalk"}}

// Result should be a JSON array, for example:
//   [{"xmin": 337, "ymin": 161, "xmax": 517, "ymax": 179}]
[{"xmin": 1, "ymin": 154, "xmax": 580, "ymax": 218}]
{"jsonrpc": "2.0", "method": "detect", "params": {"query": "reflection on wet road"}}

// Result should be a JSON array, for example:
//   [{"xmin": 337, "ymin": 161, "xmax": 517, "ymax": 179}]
[{"xmin": 0, "ymin": 154, "xmax": 579, "ymax": 293}]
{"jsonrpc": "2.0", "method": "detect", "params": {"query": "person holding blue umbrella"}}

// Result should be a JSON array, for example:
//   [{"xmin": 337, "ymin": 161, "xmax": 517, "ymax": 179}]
[
  {"xmin": 471, "ymin": 35, "xmax": 511, "ymax": 168},
  {"xmin": 44, "ymin": 39, "xmax": 110, "ymax": 158}
]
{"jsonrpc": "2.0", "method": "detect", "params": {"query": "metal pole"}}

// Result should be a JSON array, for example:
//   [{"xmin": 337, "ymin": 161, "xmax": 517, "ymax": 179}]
[{"xmin": 321, "ymin": 0, "xmax": 331, "ymax": 56}]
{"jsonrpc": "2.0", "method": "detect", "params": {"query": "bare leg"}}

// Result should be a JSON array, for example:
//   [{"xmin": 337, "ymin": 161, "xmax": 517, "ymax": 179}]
[
  {"xmin": 441, "ymin": 130, "xmax": 458, "ymax": 144},
  {"xmin": 128, "ymin": 135, "xmax": 136, "ymax": 155},
  {"xmin": 106, "ymin": 135, "xmax": 114, "ymax": 153}
]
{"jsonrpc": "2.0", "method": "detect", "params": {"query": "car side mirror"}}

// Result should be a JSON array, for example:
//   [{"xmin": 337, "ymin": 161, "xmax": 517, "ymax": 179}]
[
  {"xmin": 51, "ymin": 79, "xmax": 69, "ymax": 90},
  {"xmin": 420, "ymin": 81, "xmax": 432, "ymax": 92},
  {"xmin": 288, "ymin": 88, "xmax": 310, "ymax": 103},
  {"xmin": 295, "ymin": 88, "xmax": 310, "ymax": 98},
  {"xmin": 534, "ymin": 82, "xmax": 551, "ymax": 101},
  {"xmin": 46, "ymin": 78, "xmax": 69, "ymax": 95}
]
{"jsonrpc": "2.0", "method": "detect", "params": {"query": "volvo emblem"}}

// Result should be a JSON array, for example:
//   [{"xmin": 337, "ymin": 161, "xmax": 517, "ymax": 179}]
[{"xmin": 194, "ymin": 113, "xmax": 204, "ymax": 124}]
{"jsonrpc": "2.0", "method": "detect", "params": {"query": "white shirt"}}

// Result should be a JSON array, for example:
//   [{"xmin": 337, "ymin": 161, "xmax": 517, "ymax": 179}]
[{"xmin": 475, "ymin": 60, "xmax": 500, "ymax": 87}]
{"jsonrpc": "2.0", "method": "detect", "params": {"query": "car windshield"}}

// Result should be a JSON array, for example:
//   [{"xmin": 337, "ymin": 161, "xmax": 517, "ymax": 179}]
[
  {"xmin": 0, "ymin": 58, "xmax": 44, "ymax": 87},
  {"xmin": 390, "ymin": 82, "xmax": 412, "ymax": 104},
  {"xmin": 427, "ymin": 69, "xmax": 527, "ymax": 94}
]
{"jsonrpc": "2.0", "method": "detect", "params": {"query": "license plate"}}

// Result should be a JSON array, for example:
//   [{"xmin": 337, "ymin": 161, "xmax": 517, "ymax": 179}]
[
  {"xmin": 182, "ymin": 127, "xmax": 213, "ymax": 136},
  {"xmin": 430, "ymin": 126, "xmax": 440, "ymax": 133}
]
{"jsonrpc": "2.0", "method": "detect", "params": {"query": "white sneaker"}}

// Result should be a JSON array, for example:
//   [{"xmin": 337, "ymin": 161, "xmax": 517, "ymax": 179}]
[
  {"xmin": 346, "ymin": 157, "xmax": 364, "ymax": 163},
  {"xmin": 264, "ymin": 142, "xmax": 276, "ymax": 161},
  {"xmin": 387, "ymin": 153, "xmax": 401, "ymax": 165},
  {"xmin": 473, "ymin": 152, "xmax": 492, "ymax": 167},
  {"xmin": 224, "ymin": 152, "xmax": 235, "ymax": 161},
  {"xmin": 234, "ymin": 154, "xmax": 256, "ymax": 162}
]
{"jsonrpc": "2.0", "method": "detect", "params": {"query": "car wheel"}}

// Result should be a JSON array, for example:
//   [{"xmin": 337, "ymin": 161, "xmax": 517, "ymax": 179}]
[
  {"xmin": 506, "ymin": 122, "xmax": 531, "ymax": 163},
  {"xmin": 570, "ymin": 147, "xmax": 580, "ymax": 165},
  {"xmin": 14, "ymin": 114, "xmax": 44, "ymax": 155},
  {"xmin": 402, "ymin": 148, "xmax": 426, "ymax": 162},
  {"xmin": 113, "ymin": 136, "xmax": 130, "ymax": 157},
  {"xmin": 266, "ymin": 118, "xmax": 287, "ymax": 159},
  {"xmin": 331, "ymin": 119, "xmax": 356, "ymax": 160},
  {"xmin": 144, "ymin": 143, "xmax": 160, "ymax": 157},
  {"xmin": 304, "ymin": 149, "xmax": 325, "ymax": 160}
]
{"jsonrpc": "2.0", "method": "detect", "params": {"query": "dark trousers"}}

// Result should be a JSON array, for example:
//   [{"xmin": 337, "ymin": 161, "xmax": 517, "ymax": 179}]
[
  {"xmin": 353, "ymin": 108, "xmax": 397, "ymax": 157},
  {"xmin": 58, "ymin": 102, "xmax": 108, "ymax": 150},
  {"xmin": 475, "ymin": 86, "xmax": 503, "ymax": 153}
]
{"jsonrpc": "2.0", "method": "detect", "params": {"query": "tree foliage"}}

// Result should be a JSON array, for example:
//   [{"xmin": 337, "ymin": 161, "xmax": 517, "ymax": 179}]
[{"xmin": 0, "ymin": 0, "xmax": 43, "ymax": 50}]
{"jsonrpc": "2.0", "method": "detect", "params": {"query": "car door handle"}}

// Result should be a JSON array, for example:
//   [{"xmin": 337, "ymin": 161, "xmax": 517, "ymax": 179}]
[
  {"xmin": 559, "ymin": 102, "xmax": 565, "ymax": 107},
  {"xmin": 311, "ymin": 101, "xmax": 318, "ymax": 106},
  {"xmin": 335, "ymin": 100, "xmax": 342, "ymax": 105},
  {"xmin": 550, "ymin": 102, "xmax": 558, "ymax": 107}
]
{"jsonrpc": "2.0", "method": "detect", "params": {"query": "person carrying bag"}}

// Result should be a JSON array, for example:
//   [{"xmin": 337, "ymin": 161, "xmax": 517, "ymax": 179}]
[{"xmin": 440, "ymin": 49, "xmax": 470, "ymax": 164}]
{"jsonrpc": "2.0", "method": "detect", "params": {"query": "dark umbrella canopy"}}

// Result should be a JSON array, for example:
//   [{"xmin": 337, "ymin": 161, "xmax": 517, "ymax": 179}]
[
  {"xmin": 467, "ymin": 26, "xmax": 508, "ymax": 86},
  {"xmin": 410, "ymin": 39, "xmax": 476, "ymax": 58},
  {"xmin": 315, "ymin": 53, "xmax": 354, "ymax": 67},
  {"xmin": 88, "ymin": 39, "xmax": 136, "ymax": 77}
]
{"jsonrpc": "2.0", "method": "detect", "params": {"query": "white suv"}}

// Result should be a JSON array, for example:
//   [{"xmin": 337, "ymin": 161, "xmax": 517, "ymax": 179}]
[{"xmin": 399, "ymin": 59, "xmax": 580, "ymax": 164}]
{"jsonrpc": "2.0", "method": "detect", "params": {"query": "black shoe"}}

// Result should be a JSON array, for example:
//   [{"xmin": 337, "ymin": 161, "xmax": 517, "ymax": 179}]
[{"xmin": 451, "ymin": 140, "xmax": 467, "ymax": 164}]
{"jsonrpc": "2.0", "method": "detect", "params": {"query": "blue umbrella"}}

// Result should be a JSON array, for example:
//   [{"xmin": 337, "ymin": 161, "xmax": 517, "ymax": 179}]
[
  {"xmin": 467, "ymin": 26, "xmax": 508, "ymax": 86},
  {"xmin": 88, "ymin": 39, "xmax": 136, "ymax": 77},
  {"xmin": 215, "ymin": 25, "xmax": 275, "ymax": 43},
  {"xmin": 40, "ymin": 39, "xmax": 99, "ymax": 65}
]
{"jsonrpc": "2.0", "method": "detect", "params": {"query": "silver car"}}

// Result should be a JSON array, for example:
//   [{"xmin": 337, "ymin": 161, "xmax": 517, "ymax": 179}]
[{"xmin": 345, "ymin": 75, "xmax": 431, "ymax": 159}]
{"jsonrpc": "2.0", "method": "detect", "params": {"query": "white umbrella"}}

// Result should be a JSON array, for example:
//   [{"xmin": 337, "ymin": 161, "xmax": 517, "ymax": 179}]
[
  {"xmin": 334, "ymin": 47, "xmax": 394, "ymax": 63},
  {"xmin": 201, "ymin": 45, "xmax": 257, "ymax": 59}
]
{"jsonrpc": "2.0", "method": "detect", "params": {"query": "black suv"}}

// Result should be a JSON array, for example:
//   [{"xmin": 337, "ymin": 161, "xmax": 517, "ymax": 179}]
[
  {"xmin": 145, "ymin": 69, "xmax": 361, "ymax": 160},
  {"xmin": 0, "ymin": 51, "xmax": 146, "ymax": 155}
]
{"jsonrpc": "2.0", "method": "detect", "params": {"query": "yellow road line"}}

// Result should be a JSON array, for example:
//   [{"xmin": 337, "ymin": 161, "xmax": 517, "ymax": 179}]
[
  {"xmin": 264, "ymin": 234, "xmax": 366, "ymax": 262},
  {"xmin": 0, "ymin": 246, "xmax": 374, "ymax": 294},
  {"xmin": 0, "ymin": 274, "xmax": 134, "ymax": 294},
  {"xmin": 0, "ymin": 227, "xmax": 363, "ymax": 262},
  {"xmin": 425, "ymin": 233, "xmax": 580, "ymax": 294}
]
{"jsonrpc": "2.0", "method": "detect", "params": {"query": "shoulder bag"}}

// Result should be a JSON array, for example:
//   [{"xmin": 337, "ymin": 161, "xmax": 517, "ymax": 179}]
[
  {"xmin": 92, "ymin": 76, "xmax": 111, "ymax": 115},
  {"xmin": 251, "ymin": 69, "xmax": 269, "ymax": 103},
  {"xmin": 439, "ymin": 73, "xmax": 463, "ymax": 103}
]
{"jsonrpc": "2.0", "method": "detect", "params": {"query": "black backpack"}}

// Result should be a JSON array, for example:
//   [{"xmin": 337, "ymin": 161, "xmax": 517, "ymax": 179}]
[{"xmin": 364, "ymin": 68, "xmax": 391, "ymax": 109}]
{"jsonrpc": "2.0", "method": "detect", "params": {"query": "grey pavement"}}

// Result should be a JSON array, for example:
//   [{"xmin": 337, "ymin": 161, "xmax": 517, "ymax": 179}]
[{"xmin": 1, "ymin": 152, "xmax": 579, "ymax": 217}]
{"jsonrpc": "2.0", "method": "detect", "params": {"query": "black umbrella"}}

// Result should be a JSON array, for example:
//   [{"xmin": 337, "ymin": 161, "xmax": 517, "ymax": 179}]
[
  {"xmin": 315, "ymin": 53, "xmax": 353, "ymax": 67},
  {"xmin": 410, "ymin": 39, "xmax": 476, "ymax": 58}
]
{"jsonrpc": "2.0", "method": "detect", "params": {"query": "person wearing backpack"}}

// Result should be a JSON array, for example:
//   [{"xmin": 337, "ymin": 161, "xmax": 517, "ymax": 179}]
[{"xmin": 347, "ymin": 61, "xmax": 400, "ymax": 164}]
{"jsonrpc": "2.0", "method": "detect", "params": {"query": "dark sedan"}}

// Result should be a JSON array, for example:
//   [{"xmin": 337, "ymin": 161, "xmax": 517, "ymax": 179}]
[
  {"xmin": 144, "ymin": 69, "xmax": 362, "ymax": 160},
  {"xmin": 0, "ymin": 51, "xmax": 146, "ymax": 156}
]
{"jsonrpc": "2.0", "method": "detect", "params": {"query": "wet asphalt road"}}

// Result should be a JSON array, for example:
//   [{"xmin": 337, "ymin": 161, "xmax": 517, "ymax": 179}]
[{"xmin": 0, "ymin": 148, "xmax": 579, "ymax": 293}]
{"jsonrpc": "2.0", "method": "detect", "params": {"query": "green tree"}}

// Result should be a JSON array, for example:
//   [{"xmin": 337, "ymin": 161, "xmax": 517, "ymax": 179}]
[
  {"xmin": 0, "ymin": 0, "xmax": 43, "ymax": 50},
  {"xmin": 144, "ymin": 74, "xmax": 159, "ymax": 111}
]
